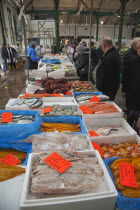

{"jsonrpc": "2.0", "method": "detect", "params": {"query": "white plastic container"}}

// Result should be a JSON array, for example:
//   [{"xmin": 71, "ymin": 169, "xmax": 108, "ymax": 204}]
[
  {"xmin": 79, "ymin": 101, "xmax": 123, "ymax": 120},
  {"xmin": 84, "ymin": 117, "xmax": 136, "ymax": 143},
  {"xmin": 20, "ymin": 151, "xmax": 118, "ymax": 210},
  {"xmin": 5, "ymin": 98, "xmax": 44, "ymax": 116},
  {"xmin": 43, "ymin": 96, "xmax": 77, "ymax": 106}
]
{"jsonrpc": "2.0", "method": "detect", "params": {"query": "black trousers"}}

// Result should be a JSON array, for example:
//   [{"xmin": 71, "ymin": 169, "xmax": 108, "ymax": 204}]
[{"xmin": 27, "ymin": 57, "xmax": 38, "ymax": 69}]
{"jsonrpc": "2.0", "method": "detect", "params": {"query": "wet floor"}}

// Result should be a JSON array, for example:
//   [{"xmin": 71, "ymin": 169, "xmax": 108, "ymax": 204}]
[
  {"xmin": 0, "ymin": 70, "xmax": 126, "ymax": 111},
  {"xmin": 0, "ymin": 70, "xmax": 26, "ymax": 109}
]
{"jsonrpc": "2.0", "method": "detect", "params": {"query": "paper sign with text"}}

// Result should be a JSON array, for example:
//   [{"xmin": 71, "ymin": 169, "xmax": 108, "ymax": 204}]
[
  {"xmin": 119, "ymin": 163, "xmax": 138, "ymax": 188},
  {"xmin": 44, "ymin": 152, "xmax": 72, "ymax": 173},
  {"xmin": 0, "ymin": 154, "xmax": 21, "ymax": 166},
  {"xmin": 2, "ymin": 112, "xmax": 12, "ymax": 122},
  {"xmin": 79, "ymin": 105, "xmax": 92, "ymax": 114},
  {"xmin": 88, "ymin": 131, "xmax": 100, "ymax": 137},
  {"xmin": 91, "ymin": 142, "xmax": 104, "ymax": 157},
  {"xmin": 44, "ymin": 107, "xmax": 52, "ymax": 114},
  {"xmin": 89, "ymin": 96, "xmax": 100, "ymax": 102}
]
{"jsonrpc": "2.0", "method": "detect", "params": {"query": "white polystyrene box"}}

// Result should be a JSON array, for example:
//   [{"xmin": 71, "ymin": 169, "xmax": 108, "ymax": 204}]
[
  {"xmin": 84, "ymin": 117, "xmax": 136, "ymax": 143},
  {"xmin": 43, "ymin": 96, "xmax": 77, "ymax": 106},
  {"xmin": 30, "ymin": 70, "xmax": 47, "ymax": 80},
  {"xmin": 20, "ymin": 151, "xmax": 118, "ymax": 210},
  {"xmin": 79, "ymin": 101, "xmax": 123, "ymax": 119}
]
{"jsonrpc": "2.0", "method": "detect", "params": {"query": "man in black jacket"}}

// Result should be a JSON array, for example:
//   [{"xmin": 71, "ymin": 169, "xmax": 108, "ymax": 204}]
[
  {"xmin": 122, "ymin": 38, "xmax": 140, "ymax": 98},
  {"xmin": 122, "ymin": 40, "xmax": 140, "ymax": 111},
  {"xmin": 96, "ymin": 37, "xmax": 121, "ymax": 101},
  {"xmin": 6, "ymin": 44, "xmax": 17, "ymax": 70},
  {"xmin": 1, "ymin": 43, "xmax": 8, "ymax": 71}
]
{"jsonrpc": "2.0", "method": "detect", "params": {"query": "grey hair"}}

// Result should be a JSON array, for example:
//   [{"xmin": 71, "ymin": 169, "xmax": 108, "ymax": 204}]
[{"xmin": 102, "ymin": 37, "xmax": 113, "ymax": 47}]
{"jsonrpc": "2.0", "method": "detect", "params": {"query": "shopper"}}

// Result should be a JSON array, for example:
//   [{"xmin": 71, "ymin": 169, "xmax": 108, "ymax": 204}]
[
  {"xmin": 27, "ymin": 42, "xmax": 40, "ymax": 69},
  {"xmin": 122, "ymin": 40, "xmax": 140, "ymax": 111},
  {"xmin": 67, "ymin": 42, "xmax": 77, "ymax": 63},
  {"xmin": 82, "ymin": 41, "xmax": 87, "ymax": 48},
  {"xmin": 89, "ymin": 41, "xmax": 97, "ymax": 83},
  {"xmin": 75, "ymin": 45, "xmax": 89, "ymax": 81},
  {"xmin": 6, "ymin": 44, "xmax": 17, "ymax": 71},
  {"xmin": 51, "ymin": 44, "xmax": 57, "ymax": 54},
  {"xmin": 96, "ymin": 37, "xmax": 121, "ymax": 101},
  {"xmin": 96, "ymin": 45, "xmax": 104, "ymax": 64},
  {"xmin": 62, "ymin": 45, "xmax": 67, "ymax": 55},
  {"xmin": 1, "ymin": 43, "xmax": 8, "ymax": 71}
]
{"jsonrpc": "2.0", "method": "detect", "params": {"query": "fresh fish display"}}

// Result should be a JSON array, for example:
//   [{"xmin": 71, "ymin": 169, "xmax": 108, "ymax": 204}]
[
  {"xmin": 0, "ymin": 164, "xmax": 25, "ymax": 181},
  {"xmin": 29, "ymin": 150, "xmax": 103, "ymax": 197},
  {"xmin": 11, "ymin": 97, "xmax": 43, "ymax": 108},
  {"xmin": 76, "ymin": 94, "xmax": 97, "ymax": 102},
  {"xmin": 24, "ymin": 133, "xmax": 91, "ymax": 152},
  {"xmin": 84, "ymin": 102, "xmax": 118, "ymax": 114},
  {"xmin": 0, "ymin": 115, "xmax": 35, "ymax": 125},
  {"xmin": 71, "ymin": 81, "xmax": 96, "ymax": 92},
  {"xmin": 101, "ymin": 140, "xmax": 140, "ymax": 158},
  {"xmin": 110, "ymin": 157, "xmax": 140, "ymax": 198},
  {"xmin": 44, "ymin": 105, "xmax": 81, "ymax": 116},
  {"xmin": 88, "ymin": 126, "xmax": 128, "ymax": 136},
  {"xmin": 40, "ymin": 122, "xmax": 80, "ymax": 132}
]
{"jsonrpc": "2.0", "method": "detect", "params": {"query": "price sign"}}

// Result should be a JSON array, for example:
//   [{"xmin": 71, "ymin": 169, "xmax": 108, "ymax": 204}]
[
  {"xmin": 44, "ymin": 152, "xmax": 72, "ymax": 173},
  {"xmin": 91, "ymin": 142, "xmax": 104, "ymax": 157},
  {"xmin": 89, "ymin": 96, "xmax": 100, "ymax": 102},
  {"xmin": 65, "ymin": 91, "xmax": 71, "ymax": 95},
  {"xmin": 2, "ymin": 112, "xmax": 12, "ymax": 122},
  {"xmin": 0, "ymin": 154, "xmax": 21, "ymax": 166},
  {"xmin": 79, "ymin": 105, "xmax": 92, "ymax": 114},
  {"xmin": 88, "ymin": 131, "xmax": 99, "ymax": 137},
  {"xmin": 119, "ymin": 163, "xmax": 138, "ymax": 188},
  {"xmin": 44, "ymin": 107, "xmax": 52, "ymax": 114}
]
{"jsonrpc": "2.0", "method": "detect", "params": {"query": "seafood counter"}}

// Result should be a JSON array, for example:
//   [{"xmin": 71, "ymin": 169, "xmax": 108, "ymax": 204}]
[{"xmin": 1, "ymin": 54, "xmax": 140, "ymax": 210}]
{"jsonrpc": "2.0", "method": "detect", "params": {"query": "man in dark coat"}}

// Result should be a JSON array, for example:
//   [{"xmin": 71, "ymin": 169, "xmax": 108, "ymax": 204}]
[
  {"xmin": 89, "ymin": 41, "xmax": 97, "ymax": 83},
  {"xmin": 122, "ymin": 38, "xmax": 140, "ymax": 98},
  {"xmin": 96, "ymin": 37, "xmax": 121, "ymax": 101},
  {"xmin": 122, "ymin": 40, "xmax": 140, "ymax": 111},
  {"xmin": 6, "ymin": 44, "xmax": 17, "ymax": 70},
  {"xmin": 1, "ymin": 43, "xmax": 8, "ymax": 71},
  {"xmin": 75, "ymin": 45, "xmax": 89, "ymax": 81}
]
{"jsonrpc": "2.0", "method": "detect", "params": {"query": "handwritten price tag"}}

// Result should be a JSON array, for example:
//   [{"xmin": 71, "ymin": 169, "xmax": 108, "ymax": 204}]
[
  {"xmin": 44, "ymin": 152, "xmax": 72, "ymax": 173},
  {"xmin": 89, "ymin": 96, "xmax": 100, "ymax": 102},
  {"xmin": 119, "ymin": 163, "xmax": 138, "ymax": 188},
  {"xmin": 79, "ymin": 105, "xmax": 92, "ymax": 114},
  {"xmin": 88, "ymin": 131, "xmax": 100, "ymax": 137},
  {"xmin": 2, "ymin": 112, "xmax": 12, "ymax": 122},
  {"xmin": 0, "ymin": 154, "xmax": 21, "ymax": 166},
  {"xmin": 91, "ymin": 142, "xmax": 104, "ymax": 157},
  {"xmin": 44, "ymin": 107, "xmax": 52, "ymax": 114}
]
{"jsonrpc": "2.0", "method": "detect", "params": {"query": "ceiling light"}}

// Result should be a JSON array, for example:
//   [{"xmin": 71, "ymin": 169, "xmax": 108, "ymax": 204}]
[
  {"xmin": 100, "ymin": 21, "xmax": 104, "ymax": 24},
  {"xmin": 118, "ymin": 15, "xmax": 120, "ymax": 17}
]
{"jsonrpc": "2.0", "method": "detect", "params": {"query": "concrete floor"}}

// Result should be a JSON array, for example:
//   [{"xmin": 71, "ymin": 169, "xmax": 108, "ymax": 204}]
[
  {"xmin": 0, "ymin": 70, "xmax": 126, "ymax": 110},
  {"xmin": 0, "ymin": 71, "xmax": 26, "ymax": 109}
]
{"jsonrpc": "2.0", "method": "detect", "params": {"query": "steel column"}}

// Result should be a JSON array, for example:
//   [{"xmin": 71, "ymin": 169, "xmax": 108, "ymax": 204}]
[
  {"xmin": 118, "ymin": 0, "xmax": 129, "ymax": 48},
  {"xmin": 88, "ymin": 0, "xmax": 93, "ymax": 81},
  {"xmin": 96, "ymin": 15, "xmax": 99, "ymax": 41},
  {"xmin": 54, "ymin": 0, "xmax": 60, "ymax": 53}
]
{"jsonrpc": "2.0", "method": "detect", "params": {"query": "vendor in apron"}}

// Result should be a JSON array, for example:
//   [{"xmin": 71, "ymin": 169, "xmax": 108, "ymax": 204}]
[{"xmin": 27, "ymin": 42, "xmax": 40, "ymax": 69}]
